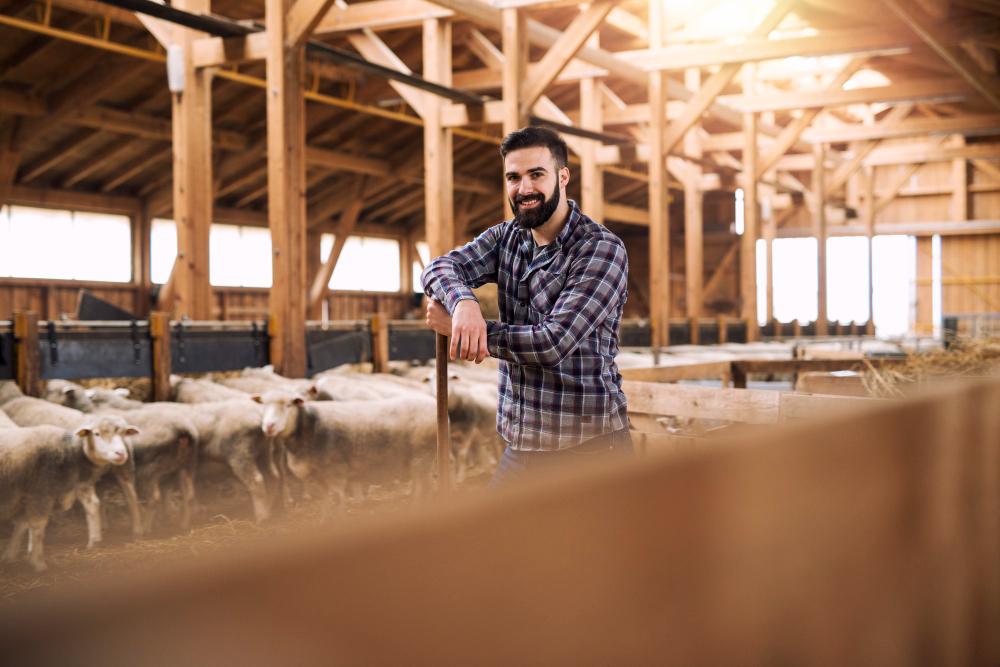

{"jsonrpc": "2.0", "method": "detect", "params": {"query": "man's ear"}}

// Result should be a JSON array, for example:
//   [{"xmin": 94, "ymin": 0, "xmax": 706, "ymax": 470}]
[{"xmin": 559, "ymin": 165, "xmax": 570, "ymax": 188}]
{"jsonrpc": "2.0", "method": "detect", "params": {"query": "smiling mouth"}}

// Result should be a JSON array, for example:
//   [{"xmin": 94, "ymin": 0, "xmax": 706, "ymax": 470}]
[{"xmin": 519, "ymin": 198, "xmax": 541, "ymax": 209}]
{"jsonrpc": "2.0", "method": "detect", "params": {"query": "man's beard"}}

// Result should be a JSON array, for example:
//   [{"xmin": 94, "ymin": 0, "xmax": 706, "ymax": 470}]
[{"xmin": 511, "ymin": 182, "xmax": 560, "ymax": 230}]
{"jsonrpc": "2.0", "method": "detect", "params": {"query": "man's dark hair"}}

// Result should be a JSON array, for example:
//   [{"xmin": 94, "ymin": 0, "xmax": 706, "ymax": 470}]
[{"xmin": 500, "ymin": 126, "xmax": 569, "ymax": 169}]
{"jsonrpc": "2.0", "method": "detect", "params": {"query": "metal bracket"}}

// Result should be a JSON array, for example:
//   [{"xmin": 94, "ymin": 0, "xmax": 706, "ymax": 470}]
[
  {"xmin": 174, "ymin": 321, "xmax": 186, "ymax": 364},
  {"xmin": 46, "ymin": 321, "xmax": 59, "ymax": 366},
  {"xmin": 131, "ymin": 320, "xmax": 142, "ymax": 365}
]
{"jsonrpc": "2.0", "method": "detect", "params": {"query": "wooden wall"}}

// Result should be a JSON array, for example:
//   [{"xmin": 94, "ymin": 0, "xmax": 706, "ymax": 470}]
[
  {"xmin": 941, "ymin": 235, "xmax": 1000, "ymax": 316},
  {"xmin": 0, "ymin": 280, "xmax": 412, "ymax": 321}
]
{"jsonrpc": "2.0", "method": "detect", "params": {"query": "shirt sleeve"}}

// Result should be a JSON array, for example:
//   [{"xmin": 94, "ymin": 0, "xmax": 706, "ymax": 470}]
[
  {"xmin": 420, "ymin": 225, "xmax": 502, "ymax": 314},
  {"xmin": 486, "ymin": 237, "xmax": 627, "ymax": 367}
]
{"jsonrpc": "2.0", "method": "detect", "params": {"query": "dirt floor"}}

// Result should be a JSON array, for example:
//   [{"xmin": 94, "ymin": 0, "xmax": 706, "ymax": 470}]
[{"xmin": 0, "ymin": 464, "xmax": 492, "ymax": 604}]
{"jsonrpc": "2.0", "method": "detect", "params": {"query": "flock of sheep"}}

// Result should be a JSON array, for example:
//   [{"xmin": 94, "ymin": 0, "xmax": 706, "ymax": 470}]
[{"xmin": 0, "ymin": 363, "xmax": 501, "ymax": 572}]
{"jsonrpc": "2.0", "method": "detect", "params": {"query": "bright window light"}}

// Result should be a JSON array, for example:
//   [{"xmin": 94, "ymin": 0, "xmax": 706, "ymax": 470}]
[
  {"xmin": 151, "ymin": 220, "xmax": 273, "ymax": 287},
  {"xmin": 772, "ymin": 237, "xmax": 818, "ymax": 323},
  {"xmin": 734, "ymin": 188, "xmax": 745, "ymax": 235},
  {"xmin": 321, "ymin": 234, "xmax": 401, "ymax": 292},
  {"xmin": 826, "ymin": 236, "xmax": 870, "ymax": 324},
  {"xmin": 150, "ymin": 219, "xmax": 178, "ymax": 284},
  {"xmin": 872, "ymin": 235, "xmax": 916, "ymax": 337},
  {"xmin": 2, "ymin": 206, "xmax": 130, "ymax": 282},
  {"xmin": 412, "ymin": 241, "xmax": 430, "ymax": 293}
]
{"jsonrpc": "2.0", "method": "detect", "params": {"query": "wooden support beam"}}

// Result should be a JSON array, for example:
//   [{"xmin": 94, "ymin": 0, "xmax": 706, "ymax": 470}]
[
  {"xmin": 952, "ymin": 136, "xmax": 969, "ymax": 222},
  {"xmin": 501, "ymin": 7, "xmax": 528, "ymax": 135},
  {"xmin": 579, "ymin": 34, "xmax": 603, "ymax": 224},
  {"xmin": 307, "ymin": 192, "xmax": 365, "ymax": 318},
  {"xmin": 738, "ymin": 77, "xmax": 971, "ymax": 113},
  {"xmin": 806, "ymin": 112, "xmax": 1000, "ymax": 143},
  {"xmin": 647, "ymin": 0, "xmax": 669, "ymax": 347},
  {"xmin": 171, "ymin": 0, "xmax": 213, "ymax": 321},
  {"xmin": 315, "ymin": 0, "xmax": 452, "ymax": 34},
  {"xmin": 757, "ymin": 57, "xmax": 867, "ymax": 175},
  {"xmin": 519, "ymin": 0, "xmax": 616, "ymax": 114},
  {"xmin": 684, "ymin": 68, "xmax": 703, "ymax": 320},
  {"xmin": 864, "ymin": 141, "xmax": 1000, "ymax": 166},
  {"xmin": 0, "ymin": 119, "xmax": 20, "ymax": 209},
  {"xmin": 872, "ymin": 135, "xmax": 950, "ymax": 214},
  {"xmin": 370, "ymin": 312, "xmax": 390, "ymax": 373},
  {"xmin": 13, "ymin": 311, "xmax": 40, "ymax": 398},
  {"xmin": 423, "ymin": 17, "xmax": 455, "ymax": 259},
  {"xmin": 149, "ymin": 311, "xmax": 172, "ymax": 402},
  {"xmin": 915, "ymin": 236, "xmax": 933, "ymax": 334},
  {"xmin": 825, "ymin": 103, "xmax": 915, "ymax": 195},
  {"xmin": 658, "ymin": 0, "xmax": 793, "ymax": 159},
  {"xmin": 863, "ymin": 166, "xmax": 875, "ymax": 335},
  {"xmin": 286, "ymin": 0, "xmax": 338, "ymax": 48},
  {"xmin": 741, "ymin": 68, "xmax": 759, "ymax": 339},
  {"xmin": 814, "ymin": 143, "xmax": 828, "ymax": 336},
  {"xmin": 881, "ymin": 0, "xmax": 1000, "ymax": 111},
  {"xmin": 267, "ymin": 0, "xmax": 308, "ymax": 378},
  {"xmin": 704, "ymin": 241, "xmax": 738, "ymax": 302}
]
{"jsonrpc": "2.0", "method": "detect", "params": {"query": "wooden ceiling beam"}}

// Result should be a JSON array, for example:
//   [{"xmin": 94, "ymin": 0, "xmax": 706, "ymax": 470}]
[
  {"xmin": 314, "ymin": 0, "xmax": 452, "ymax": 34},
  {"xmin": 865, "ymin": 141, "xmax": 1000, "ymax": 166},
  {"xmin": 286, "ymin": 0, "xmax": 338, "ymax": 48},
  {"xmin": 806, "ymin": 111, "xmax": 1000, "ymax": 143},
  {"xmin": 738, "ymin": 77, "xmax": 972, "ymax": 112},
  {"xmin": 881, "ymin": 0, "xmax": 1000, "ymax": 111}
]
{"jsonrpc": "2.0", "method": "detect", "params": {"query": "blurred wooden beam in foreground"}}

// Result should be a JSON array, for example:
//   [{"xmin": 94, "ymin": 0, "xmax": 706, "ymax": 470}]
[{"xmin": 0, "ymin": 378, "xmax": 997, "ymax": 665}]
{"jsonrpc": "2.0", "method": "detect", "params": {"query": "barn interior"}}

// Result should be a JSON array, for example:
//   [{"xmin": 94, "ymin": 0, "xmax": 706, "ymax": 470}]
[{"xmin": 0, "ymin": 0, "xmax": 999, "ymax": 663}]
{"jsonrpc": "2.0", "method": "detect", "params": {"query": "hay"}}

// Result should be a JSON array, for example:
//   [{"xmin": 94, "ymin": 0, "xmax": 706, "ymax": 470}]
[{"xmin": 862, "ymin": 337, "xmax": 1000, "ymax": 398}]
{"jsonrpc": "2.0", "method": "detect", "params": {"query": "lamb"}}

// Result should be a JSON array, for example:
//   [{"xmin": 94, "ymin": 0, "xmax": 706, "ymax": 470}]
[
  {"xmin": 307, "ymin": 373, "xmax": 417, "ymax": 401},
  {"xmin": 169, "ymin": 375, "xmax": 247, "ymax": 403},
  {"xmin": 255, "ymin": 390, "xmax": 438, "ymax": 506},
  {"xmin": 0, "ymin": 415, "xmax": 137, "ymax": 571},
  {"xmin": 216, "ymin": 366, "xmax": 314, "ymax": 396}
]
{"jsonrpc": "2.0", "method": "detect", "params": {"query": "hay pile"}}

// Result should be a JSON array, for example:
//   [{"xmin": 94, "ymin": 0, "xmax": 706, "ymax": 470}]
[{"xmin": 863, "ymin": 338, "xmax": 1000, "ymax": 398}]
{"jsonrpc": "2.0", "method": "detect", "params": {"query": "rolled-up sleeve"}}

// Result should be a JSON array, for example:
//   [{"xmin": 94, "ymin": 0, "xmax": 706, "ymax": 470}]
[
  {"xmin": 487, "ymin": 238, "xmax": 627, "ymax": 367},
  {"xmin": 420, "ymin": 226, "xmax": 501, "ymax": 314}
]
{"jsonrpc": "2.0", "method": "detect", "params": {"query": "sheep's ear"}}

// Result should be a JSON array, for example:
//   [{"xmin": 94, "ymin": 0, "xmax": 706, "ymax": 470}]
[
  {"xmin": 306, "ymin": 384, "xmax": 318, "ymax": 396},
  {"xmin": 85, "ymin": 389, "xmax": 97, "ymax": 399},
  {"xmin": 75, "ymin": 426, "xmax": 94, "ymax": 438},
  {"xmin": 292, "ymin": 396, "xmax": 306, "ymax": 406},
  {"xmin": 123, "ymin": 426, "xmax": 140, "ymax": 437},
  {"xmin": 421, "ymin": 376, "xmax": 431, "ymax": 383},
  {"xmin": 62, "ymin": 386, "xmax": 76, "ymax": 396},
  {"xmin": 251, "ymin": 394, "xmax": 263, "ymax": 404},
  {"xmin": 114, "ymin": 388, "xmax": 131, "ymax": 397}
]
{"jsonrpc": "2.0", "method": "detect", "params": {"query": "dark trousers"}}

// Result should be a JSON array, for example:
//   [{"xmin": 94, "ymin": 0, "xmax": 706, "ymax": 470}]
[{"xmin": 489, "ymin": 428, "xmax": 634, "ymax": 488}]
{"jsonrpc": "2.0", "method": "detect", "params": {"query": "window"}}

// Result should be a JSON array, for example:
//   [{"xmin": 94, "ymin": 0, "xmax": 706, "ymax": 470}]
[
  {"xmin": 0, "ymin": 206, "xmax": 131, "ymax": 282},
  {"xmin": 320, "ymin": 234, "xmax": 401, "ymax": 292},
  {"xmin": 412, "ymin": 241, "xmax": 430, "ymax": 293},
  {"xmin": 826, "ymin": 236, "xmax": 870, "ymax": 324},
  {"xmin": 872, "ymin": 235, "xmax": 916, "ymax": 338},
  {"xmin": 151, "ymin": 219, "xmax": 273, "ymax": 287},
  {"xmin": 755, "ymin": 239, "xmax": 768, "ymax": 325},
  {"xmin": 771, "ymin": 237, "xmax": 818, "ymax": 323}
]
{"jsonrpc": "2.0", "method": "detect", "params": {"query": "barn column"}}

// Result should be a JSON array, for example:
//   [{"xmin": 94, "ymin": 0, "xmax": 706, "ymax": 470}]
[
  {"xmin": 501, "ymin": 7, "xmax": 528, "ymax": 219},
  {"xmin": 813, "ymin": 142, "xmax": 828, "ymax": 336},
  {"xmin": 647, "ymin": 0, "xmax": 670, "ymax": 349},
  {"xmin": 741, "ymin": 66, "xmax": 759, "ymax": 341},
  {"xmin": 170, "ymin": 0, "xmax": 213, "ymax": 321},
  {"xmin": 423, "ymin": 17, "xmax": 455, "ymax": 259},
  {"xmin": 266, "ymin": 0, "xmax": 308, "ymax": 377},
  {"xmin": 684, "ymin": 68, "xmax": 703, "ymax": 324}
]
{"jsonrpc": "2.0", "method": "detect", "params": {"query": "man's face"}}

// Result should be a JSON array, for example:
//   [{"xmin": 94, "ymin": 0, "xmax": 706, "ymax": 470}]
[{"xmin": 504, "ymin": 146, "xmax": 568, "ymax": 229}]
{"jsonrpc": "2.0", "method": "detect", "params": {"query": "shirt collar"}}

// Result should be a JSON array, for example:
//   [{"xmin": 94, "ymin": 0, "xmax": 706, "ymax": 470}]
[{"xmin": 518, "ymin": 199, "xmax": 580, "ymax": 252}]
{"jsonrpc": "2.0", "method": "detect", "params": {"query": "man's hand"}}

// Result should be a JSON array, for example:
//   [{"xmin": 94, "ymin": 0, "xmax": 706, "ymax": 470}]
[{"xmin": 426, "ymin": 299, "xmax": 490, "ymax": 363}]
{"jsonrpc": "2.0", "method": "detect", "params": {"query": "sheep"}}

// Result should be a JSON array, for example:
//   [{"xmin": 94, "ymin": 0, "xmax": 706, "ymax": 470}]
[
  {"xmin": 44, "ymin": 379, "xmax": 143, "ymax": 412},
  {"xmin": 216, "ymin": 366, "xmax": 314, "ymax": 396},
  {"xmin": 0, "ymin": 408, "xmax": 16, "ymax": 430},
  {"xmin": 169, "ymin": 375, "xmax": 247, "ymax": 403},
  {"xmin": 0, "ymin": 415, "xmax": 138, "ymax": 571},
  {"xmin": 0, "ymin": 381, "xmax": 23, "ymax": 406},
  {"xmin": 254, "ymin": 390, "xmax": 438, "ymax": 506},
  {"xmin": 306, "ymin": 373, "xmax": 416, "ymax": 402},
  {"xmin": 93, "ymin": 403, "xmax": 199, "ymax": 534},
  {"xmin": 5, "ymin": 396, "xmax": 144, "ymax": 543}
]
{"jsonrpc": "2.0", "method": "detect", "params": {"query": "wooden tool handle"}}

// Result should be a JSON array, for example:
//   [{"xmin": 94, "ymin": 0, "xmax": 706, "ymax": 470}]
[{"xmin": 435, "ymin": 333, "xmax": 451, "ymax": 495}]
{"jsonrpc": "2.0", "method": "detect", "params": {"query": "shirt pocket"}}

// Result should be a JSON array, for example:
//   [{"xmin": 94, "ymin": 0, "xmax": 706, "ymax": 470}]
[{"xmin": 527, "ymin": 268, "xmax": 566, "ymax": 315}]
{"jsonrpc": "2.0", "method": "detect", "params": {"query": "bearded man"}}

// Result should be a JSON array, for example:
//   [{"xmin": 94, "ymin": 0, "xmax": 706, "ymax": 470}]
[{"xmin": 421, "ymin": 126, "xmax": 632, "ymax": 486}]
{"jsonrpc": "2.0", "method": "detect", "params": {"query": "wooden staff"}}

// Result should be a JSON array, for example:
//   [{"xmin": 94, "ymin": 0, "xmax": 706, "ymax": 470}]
[{"xmin": 435, "ymin": 333, "xmax": 451, "ymax": 495}]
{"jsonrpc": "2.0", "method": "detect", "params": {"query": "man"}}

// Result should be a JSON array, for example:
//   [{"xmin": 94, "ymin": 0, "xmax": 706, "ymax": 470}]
[{"xmin": 421, "ymin": 126, "xmax": 631, "ymax": 486}]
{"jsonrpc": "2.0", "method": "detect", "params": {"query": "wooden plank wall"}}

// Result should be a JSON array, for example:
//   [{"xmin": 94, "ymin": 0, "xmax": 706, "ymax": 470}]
[
  {"xmin": 0, "ymin": 280, "xmax": 411, "ymax": 321},
  {"xmin": 941, "ymin": 234, "xmax": 1000, "ymax": 316},
  {"xmin": 1, "ymin": 377, "xmax": 996, "ymax": 665}
]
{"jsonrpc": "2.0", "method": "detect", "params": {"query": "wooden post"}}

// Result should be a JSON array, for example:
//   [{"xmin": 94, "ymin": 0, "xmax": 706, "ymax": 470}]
[
  {"xmin": 423, "ymin": 18, "xmax": 455, "ymax": 262},
  {"xmin": 435, "ymin": 334, "xmax": 451, "ymax": 495},
  {"xmin": 814, "ymin": 142, "xmax": 828, "ymax": 336},
  {"xmin": 718, "ymin": 316, "xmax": 727, "ymax": 344},
  {"xmin": 741, "ymin": 66, "xmax": 759, "ymax": 340},
  {"xmin": 306, "ymin": 230, "xmax": 323, "ymax": 319},
  {"xmin": 580, "ymin": 35, "xmax": 604, "ymax": 224},
  {"xmin": 864, "ymin": 165, "xmax": 876, "ymax": 335},
  {"xmin": 171, "ymin": 0, "xmax": 213, "ymax": 321},
  {"xmin": 916, "ymin": 237, "xmax": 933, "ymax": 335},
  {"xmin": 684, "ymin": 68, "xmax": 703, "ymax": 322},
  {"xmin": 149, "ymin": 311, "xmax": 172, "ymax": 402},
  {"xmin": 266, "ymin": 0, "xmax": 308, "ymax": 378},
  {"xmin": 400, "ymin": 232, "xmax": 414, "ymax": 296},
  {"xmin": 370, "ymin": 312, "xmax": 390, "ymax": 374},
  {"xmin": 648, "ymin": 0, "xmax": 670, "ymax": 349},
  {"xmin": 13, "ymin": 310, "xmax": 39, "ymax": 397},
  {"xmin": 501, "ymin": 7, "xmax": 527, "ymax": 220}
]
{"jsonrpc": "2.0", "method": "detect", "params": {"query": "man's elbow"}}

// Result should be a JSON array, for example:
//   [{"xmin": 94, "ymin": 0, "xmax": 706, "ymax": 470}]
[{"xmin": 531, "ymin": 329, "xmax": 577, "ymax": 367}]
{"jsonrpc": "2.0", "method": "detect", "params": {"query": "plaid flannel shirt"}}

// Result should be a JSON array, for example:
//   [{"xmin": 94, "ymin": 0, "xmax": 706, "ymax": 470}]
[{"xmin": 421, "ymin": 200, "xmax": 629, "ymax": 451}]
